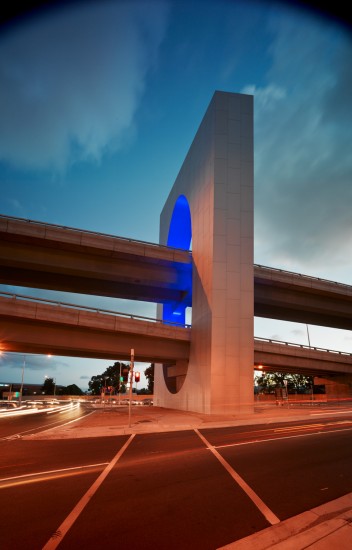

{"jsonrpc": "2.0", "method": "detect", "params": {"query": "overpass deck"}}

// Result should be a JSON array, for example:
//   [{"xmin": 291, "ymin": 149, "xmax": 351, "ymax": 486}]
[
  {"xmin": 1, "ymin": 214, "xmax": 352, "ymax": 329},
  {"xmin": 0, "ymin": 292, "xmax": 351, "ymax": 376},
  {"xmin": 0, "ymin": 214, "xmax": 192, "ymax": 304},
  {"xmin": 254, "ymin": 264, "xmax": 352, "ymax": 329},
  {"xmin": 0, "ymin": 292, "xmax": 190, "ymax": 363}
]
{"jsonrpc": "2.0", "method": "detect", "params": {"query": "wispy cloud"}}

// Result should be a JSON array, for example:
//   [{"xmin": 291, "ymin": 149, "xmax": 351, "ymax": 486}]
[
  {"xmin": 0, "ymin": 353, "xmax": 65, "ymax": 372},
  {"xmin": 0, "ymin": 1, "xmax": 169, "ymax": 172},
  {"xmin": 252, "ymin": 12, "xmax": 352, "ymax": 278}
]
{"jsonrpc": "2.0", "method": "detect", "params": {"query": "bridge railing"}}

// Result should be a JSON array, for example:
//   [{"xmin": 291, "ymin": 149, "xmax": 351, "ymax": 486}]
[
  {"xmin": 254, "ymin": 336, "xmax": 352, "ymax": 358},
  {"xmin": 1, "ymin": 214, "xmax": 351, "ymax": 291},
  {"xmin": 0, "ymin": 213, "xmax": 192, "ymax": 255},
  {"xmin": 0, "ymin": 291, "xmax": 191, "ymax": 329},
  {"xmin": 255, "ymin": 263, "xmax": 352, "ymax": 290},
  {"xmin": 1, "ymin": 290, "xmax": 351, "ymax": 355}
]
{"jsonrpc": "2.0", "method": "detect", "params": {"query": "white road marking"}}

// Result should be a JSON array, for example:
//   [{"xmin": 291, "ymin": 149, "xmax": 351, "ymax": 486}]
[
  {"xmin": 3, "ymin": 411, "xmax": 95, "ymax": 439},
  {"xmin": 310, "ymin": 410, "xmax": 352, "ymax": 416},
  {"xmin": 213, "ymin": 426, "xmax": 352, "ymax": 449},
  {"xmin": 274, "ymin": 423, "xmax": 323, "ymax": 431},
  {"xmin": 42, "ymin": 434, "xmax": 135, "ymax": 550},
  {"xmin": 194, "ymin": 429, "xmax": 280, "ymax": 526},
  {"xmin": 33, "ymin": 411, "xmax": 96, "ymax": 435}
]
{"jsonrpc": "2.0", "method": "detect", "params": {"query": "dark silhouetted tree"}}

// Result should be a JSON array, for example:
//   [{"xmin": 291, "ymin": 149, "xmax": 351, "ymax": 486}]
[
  {"xmin": 144, "ymin": 363, "xmax": 154, "ymax": 394},
  {"xmin": 88, "ymin": 361, "xmax": 129, "ymax": 395},
  {"xmin": 63, "ymin": 384, "xmax": 83, "ymax": 396},
  {"xmin": 42, "ymin": 377, "xmax": 55, "ymax": 395}
]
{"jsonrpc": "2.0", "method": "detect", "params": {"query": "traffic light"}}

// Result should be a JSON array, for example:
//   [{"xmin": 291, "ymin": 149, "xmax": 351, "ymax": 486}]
[
  {"xmin": 134, "ymin": 372, "xmax": 140, "ymax": 383},
  {"xmin": 122, "ymin": 368, "xmax": 129, "ymax": 382}
]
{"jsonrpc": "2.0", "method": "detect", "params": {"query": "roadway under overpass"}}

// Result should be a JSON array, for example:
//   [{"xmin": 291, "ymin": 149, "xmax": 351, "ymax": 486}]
[
  {"xmin": 1, "ymin": 292, "xmax": 352, "ymax": 378},
  {"xmin": 1, "ymin": 214, "xmax": 352, "ymax": 330}
]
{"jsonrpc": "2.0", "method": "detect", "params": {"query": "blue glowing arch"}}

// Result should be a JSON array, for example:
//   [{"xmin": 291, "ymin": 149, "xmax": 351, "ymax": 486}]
[
  {"xmin": 167, "ymin": 195, "xmax": 192, "ymax": 250},
  {"xmin": 163, "ymin": 195, "xmax": 192, "ymax": 326}
]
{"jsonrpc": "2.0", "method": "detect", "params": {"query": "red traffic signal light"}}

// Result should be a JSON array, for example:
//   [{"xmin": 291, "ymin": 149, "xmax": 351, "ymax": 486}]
[
  {"xmin": 134, "ymin": 372, "xmax": 140, "ymax": 383},
  {"xmin": 122, "ymin": 368, "xmax": 129, "ymax": 382}
]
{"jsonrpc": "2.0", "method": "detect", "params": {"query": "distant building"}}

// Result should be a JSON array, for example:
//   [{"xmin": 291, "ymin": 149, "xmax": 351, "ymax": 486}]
[{"xmin": 0, "ymin": 382, "xmax": 65, "ymax": 399}]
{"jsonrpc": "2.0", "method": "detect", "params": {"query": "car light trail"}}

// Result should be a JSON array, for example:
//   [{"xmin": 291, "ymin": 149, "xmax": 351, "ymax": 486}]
[{"xmin": 0, "ymin": 462, "xmax": 109, "ymax": 489}]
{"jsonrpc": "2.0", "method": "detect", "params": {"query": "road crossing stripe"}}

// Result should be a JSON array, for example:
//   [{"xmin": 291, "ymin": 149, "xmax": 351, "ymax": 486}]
[
  {"xmin": 274, "ymin": 423, "xmax": 323, "ymax": 432},
  {"xmin": 42, "ymin": 434, "xmax": 135, "ymax": 550},
  {"xmin": 194, "ymin": 429, "xmax": 280, "ymax": 526}
]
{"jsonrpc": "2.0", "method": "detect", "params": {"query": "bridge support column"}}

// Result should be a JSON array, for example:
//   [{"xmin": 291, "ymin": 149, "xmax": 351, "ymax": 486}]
[
  {"xmin": 154, "ymin": 91, "xmax": 254, "ymax": 415},
  {"xmin": 314, "ymin": 375, "xmax": 352, "ymax": 401}
]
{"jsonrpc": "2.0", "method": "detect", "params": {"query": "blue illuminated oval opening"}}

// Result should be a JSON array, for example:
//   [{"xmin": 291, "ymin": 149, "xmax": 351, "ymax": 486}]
[
  {"xmin": 162, "ymin": 195, "xmax": 192, "ymax": 394},
  {"xmin": 163, "ymin": 195, "xmax": 192, "ymax": 328},
  {"xmin": 167, "ymin": 195, "xmax": 192, "ymax": 250}
]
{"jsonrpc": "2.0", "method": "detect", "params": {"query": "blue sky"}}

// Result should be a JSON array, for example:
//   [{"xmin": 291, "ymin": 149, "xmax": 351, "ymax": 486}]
[{"xmin": 0, "ymin": 0, "xmax": 351, "ymax": 390}]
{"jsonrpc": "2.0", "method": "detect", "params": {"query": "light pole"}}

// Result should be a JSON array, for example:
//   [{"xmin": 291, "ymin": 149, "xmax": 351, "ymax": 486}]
[
  {"xmin": 128, "ymin": 348, "xmax": 134, "ymax": 428},
  {"xmin": 19, "ymin": 355, "xmax": 26, "ymax": 406},
  {"xmin": 118, "ymin": 363, "xmax": 122, "ymax": 405},
  {"xmin": 284, "ymin": 378, "xmax": 289, "ymax": 408}
]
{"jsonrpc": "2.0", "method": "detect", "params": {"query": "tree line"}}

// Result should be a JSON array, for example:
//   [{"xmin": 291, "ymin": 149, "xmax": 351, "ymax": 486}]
[
  {"xmin": 88, "ymin": 362, "xmax": 154, "ymax": 396},
  {"xmin": 42, "ymin": 377, "xmax": 83, "ymax": 396},
  {"xmin": 255, "ymin": 371, "xmax": 313, "ymax": 394}
]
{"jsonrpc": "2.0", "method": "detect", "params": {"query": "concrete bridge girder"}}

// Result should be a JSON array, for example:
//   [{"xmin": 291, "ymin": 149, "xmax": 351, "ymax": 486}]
[
  {"xmin": 254, "ymin": 275, "xmax": 352, "ymax": 330},
  {"xmin": 0, "ymin": 218, "xmax": 192, "ymax": 304},
  {"xmin": 254, "ymin": 339, "xmax": 352, "ymax": 376},
  {"xmin": 2, "ymin": 294, "xmax": 350, "ymax": 378},
  {"xmin": 1, "ymin": 217, "xmax": 352, "ymax": 329},
  {"xmin": 0, "ymin": 295, "xmax": 190, "ymax": 363}
]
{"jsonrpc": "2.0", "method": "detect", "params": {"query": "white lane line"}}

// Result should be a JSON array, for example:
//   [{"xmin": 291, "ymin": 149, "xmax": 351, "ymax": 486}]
[
  {"xmin": 310, "ymin": 411, "xmax": 352, "ymax": 416},
  {"xmin": 3, "ymin": 411, "xmax": 95, "ymax": 440},
  {"xmin": 194, "ymin": 429, "xmax": 280, "ymax": 526},
  {"xmin": 42, "ymin": 434, "xmax": 135, "ymax": 550},
  {"xmin": 31, "ymin": 411, "xmax": 96, "ymax": 436},
  {"xmin": 213, "ymin": 426, "xmax": 352, "ymax": 449}
]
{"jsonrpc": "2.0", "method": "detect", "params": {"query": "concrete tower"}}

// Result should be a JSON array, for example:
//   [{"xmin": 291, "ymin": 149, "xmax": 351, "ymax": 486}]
[{"xmin": 155, "ymin": 91, "xmax": 254, "ymax": 414}]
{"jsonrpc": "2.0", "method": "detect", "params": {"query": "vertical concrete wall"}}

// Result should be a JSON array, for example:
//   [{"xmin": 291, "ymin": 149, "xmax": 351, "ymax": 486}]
[
  {"xmin": 155, "ymin": 91, "xmax": 254, "ymax": 414},
  {"xmin": 314, "ymin": 376, "xmax": 352, "ymax": 399}
]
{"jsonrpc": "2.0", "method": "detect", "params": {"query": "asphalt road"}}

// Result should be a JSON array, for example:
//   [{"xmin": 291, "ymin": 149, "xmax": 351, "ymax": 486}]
[
  {"xmin": 0, "ymin": 402, "xmax": 92, "ymax": 439},
  {"xmin": 1, "ymin": 416, "xmax": 352, "ymax": 549}
]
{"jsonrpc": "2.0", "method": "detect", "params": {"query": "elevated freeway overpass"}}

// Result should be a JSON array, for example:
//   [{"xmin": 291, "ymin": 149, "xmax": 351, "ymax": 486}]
[
  {"xmin": 1, "ymin": 292, "xmax": 351, "ymax": 378},
  {"xmin": 0, "ymin": 292, "xmax": 190, "ymax": 363},
  {"xmin": 0, "ymin": 214, "xmax": 192, "ymax": 305},
  {"xmin": 1, "ymin": 214, "xmax": 352, "ymax": 330}
]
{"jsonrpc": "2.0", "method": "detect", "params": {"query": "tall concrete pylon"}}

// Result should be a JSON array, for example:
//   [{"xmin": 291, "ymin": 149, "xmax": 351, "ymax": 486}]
[{"xmin": 155, "ymin": 91, "xmax": 254, "ymax": 414}]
